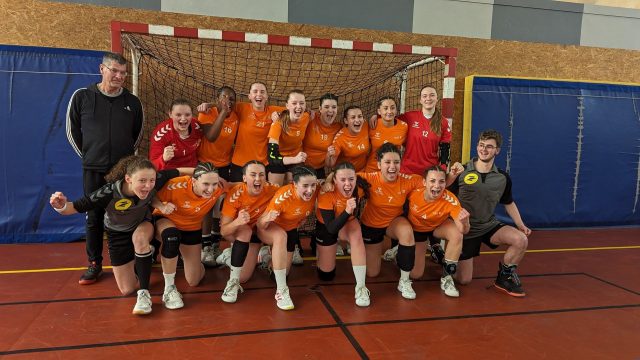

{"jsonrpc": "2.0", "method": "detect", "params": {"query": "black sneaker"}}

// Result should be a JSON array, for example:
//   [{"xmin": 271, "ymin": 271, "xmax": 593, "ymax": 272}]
[
  {"xmin": 429, "ymin": 244, "xmax": 445, "ymax": 265},
  {"xmin": 78, "ymin": 261, "xmax": 102, "ymax": 285},
  {"xmin": 494, "ymin": 264, "xmax": 526, "ymax": 297}
]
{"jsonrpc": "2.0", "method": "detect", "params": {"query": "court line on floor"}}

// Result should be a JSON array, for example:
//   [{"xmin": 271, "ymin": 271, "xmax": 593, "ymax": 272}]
[
  {"xmin": 583, "ymin": 273, "xmax": 640, "ymax": 296},
  {"xmin": 2, "ymin": 303, "xmax": 638, "ymax": 356},
  {"xmin": 2, "ymin": 245, "xmax": 639, "ymax": 275}
]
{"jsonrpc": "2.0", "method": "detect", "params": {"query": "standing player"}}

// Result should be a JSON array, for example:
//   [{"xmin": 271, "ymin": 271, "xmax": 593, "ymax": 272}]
[
  {"xmin": 327, "ymin": 106, "xmax": 370, "ymax": 172},
  {"xmin": 66, "ymin": 52, "xmax": 144, "ymax": 285},
  {"xmin": 149, "ymin": 99, "xmax": 202, "ymax": 170},
  {"xmin": 407, "ymin": 166, "xmax": 469, "ymax": 297},
  {"xmin": 448, "ymin": 129, "xmax": 531, "ymax": 297},
  {"xmin": 303, "ymin": 93, "xmax": 343, "ymax": 179},
  {"xmin": 364, "ymin": 97, "xmax": 408, "ymax": 172}
]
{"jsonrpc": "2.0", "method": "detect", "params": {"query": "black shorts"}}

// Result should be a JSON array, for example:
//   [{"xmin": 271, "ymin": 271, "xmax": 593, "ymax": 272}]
[
  {"xmin": 217, "ymin": 164, "xmax": 232, "ymax": 182},
  {"xmin": 361, "ymin": 223, "xmax": 387, "ymax": 245},
  {"xmin": 413, "ymin": 230, "xmax": 435, "ymax": 243},
  {"xmin": 459, "ymin": 223, "xmax": 505, "ymax": 261},
  {"xmin": 267, "ymin": 163, "xmax": 297, "ymax": 175},
  {"xmin": 105, "ymin": 228, "xmax": 135, "ymax": 267},
  {"xmin": 314, "ymin": 221, "xmax": 338, "ymax": 246},
  {"xmin": 250, "ymin": 233, "xmax": 261, "ymax": 244},
  {"xmin": 179, "ymin": 229, "xmax": 202, "ymax": 245},
  {"xmin": 229, "ymin": 163, "xmax": 244, "ymax": 183}
]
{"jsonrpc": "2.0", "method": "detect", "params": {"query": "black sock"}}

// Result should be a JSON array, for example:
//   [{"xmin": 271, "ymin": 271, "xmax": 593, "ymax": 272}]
[
  {"xmin": 212, "ymin": 218, "xmax": 221, "ymax": 243},
  {"xmin": 230, "ymin": 241, "xmax": 250, "ymax": 267},
  {"xmin": 202, "ymin": 234, "xmax": 213, "ymax": 247},
  {"xmin": 396, "ymin": 244, "xmax": 416, "ymax": 272},
  {"xmin": 135, "ymin": 250, "xmax": 153, "ymax": 290}
]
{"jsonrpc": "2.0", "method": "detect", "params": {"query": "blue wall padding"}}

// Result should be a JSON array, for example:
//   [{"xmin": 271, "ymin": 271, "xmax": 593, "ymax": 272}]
[
  {"xmin": 0, "ymin": 45, "xmax": 104, "ymax": 243},
  {"xmin": 467, "ymin": 76, "xmax": 640, "ymax": 227}
]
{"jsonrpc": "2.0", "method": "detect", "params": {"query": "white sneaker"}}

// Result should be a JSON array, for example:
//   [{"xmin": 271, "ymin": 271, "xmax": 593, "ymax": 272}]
[
  {"xmin": 292, "ymin": 245, "xmax": 304, "ymax": 266},
  {"xmin": 162, "ymin": 285, "xmax": 184, "ymax": 309},
  {"xmin": 201, "ymin": 245, "xmax": 218, "ymax": 267},
  {"xmin": 383, "ymin": 245, "xmax": 398, "ymax": 262},
  {"xmin": 216, "ymin": 247, "xmax": 232, "ymax": 267},
  {"xmin": 221, "ymin": 278, "xmax": 243, "ymax": 303},
  {"xmin": 275, "ymin": 287, "xmax": 295, "ymax": 310},
  {"xmin": 397, "ymin": 278, "xmax": 416, "ymax": 300},
  {"xmin": 440, "ymin": 274, "xmax": 460, "ymax": 297},
  {"xmin": 132, "ymin": 289, "xmax": 152, "ymax": 315},
  {"xmin": 355, "ymin": 285, "xmax": 371, "ymax": 307},
  {"xmin": 258, "ymin": 246, "xmax": 272, "ymax": 270},
  {"xmin": 336, "ymin": 244, "xmax": 344, "ymax": 256}
]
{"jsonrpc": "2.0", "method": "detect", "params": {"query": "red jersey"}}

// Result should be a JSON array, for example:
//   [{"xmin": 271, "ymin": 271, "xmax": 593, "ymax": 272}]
[
  {"xmin": 149, "ymin": 118, "xmax": 202, "ymax": 170},
  {"xmin": 221, "ymin": 182, "xmax": 279, "ymax": 227},
  {"xmin": 398, "ymin": 111, "xmax": 451, "ymax": 175},
  {"xmin": 303, "ymin": 113, "xmax": 343, "ymax": 169},
  {"xmin": 332, "ymin": 127, "xmax": 370, "ymax": 172},
  {"xmin": 358, "ymin": 172, "xmax": 423, "ymax": 228},
  {"xmin": 231, "ymin": 102, "xmax": 285, "ymax": 166},
  {"xmin": 407, "ymin": 189, "xmax": 462, "ymax": 232},
  {"xmin": 197, "ymin": 107, "xmax": 239, "ymax": 167},
  {"xmin": 153, "ymin": 176, "xmax": 225, "ymax": 231},
  {"xmin": 365, "ymin": 119, "xmax": 408, "ymax": 172},
  {"xmin": 264, "ymin": 184, "xmax": 317, "ymax": 231}
]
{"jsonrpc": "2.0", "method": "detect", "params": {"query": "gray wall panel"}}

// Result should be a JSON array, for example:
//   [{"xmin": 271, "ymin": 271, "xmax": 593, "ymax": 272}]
[
  {"xmin": 413, "ymin": 0, "xmax": 494, "ymax": 39},
  {"xmin": 288, "ymin": 0, "xmax": 414, "ymax": 33},
  {"xmin": 492, "ymin": 0, "xmax": 583, "ymax": 45},
  {"xmin": 581, "ymin": 4, "xmax": 640, "ymax": 50},
  {"xmin": 161, "ymin": 0, "xmax": 288, "ymax": 22}
]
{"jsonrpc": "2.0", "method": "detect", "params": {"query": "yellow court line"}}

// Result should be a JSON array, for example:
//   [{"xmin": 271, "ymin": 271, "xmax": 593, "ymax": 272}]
[{"xmin": 2, "ymin": 245, "xmax": 639, "ymax": 275}]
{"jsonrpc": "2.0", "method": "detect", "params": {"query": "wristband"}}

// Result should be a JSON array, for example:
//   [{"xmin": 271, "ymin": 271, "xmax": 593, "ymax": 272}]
[{"xmin": 54, "ymin": 202, "xmax": 68, "ymax": 213}]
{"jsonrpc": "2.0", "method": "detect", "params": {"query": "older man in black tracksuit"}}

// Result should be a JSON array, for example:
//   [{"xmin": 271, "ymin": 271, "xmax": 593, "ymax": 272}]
[{"xmin": 66, "ymin": 52, "xmax": 144, "ymax": 284}]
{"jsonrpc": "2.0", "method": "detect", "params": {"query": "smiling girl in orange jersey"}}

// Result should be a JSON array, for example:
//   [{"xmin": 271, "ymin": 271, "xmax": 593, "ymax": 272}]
[
  {"xmin": 218, "ymin": 161, "xmax": 280, "ymax": 303},
  {"xmin": 364, "ymin": 97, "xmax": 408, "ymax": 172},
  {"xmin": 328, "ymin": 106, "xmax": 370, "ymax": 172},
  {"xmin": 303, "ymin": 93, "xmax": 343, "ymax": 179},
  {"xmin": 257, "ymin": 165, "xmax": 318, "ymax": 310},
  {"xmin": 152, "ymin": 163, "xmax": 225, "ymax": 310},
  {"xmin": 407, "ymin": 165, "xmax": 470, "ymax": 298},
  {"xmin": 267, "ymin": 90, "xmax": 311, "ymax": 186}
]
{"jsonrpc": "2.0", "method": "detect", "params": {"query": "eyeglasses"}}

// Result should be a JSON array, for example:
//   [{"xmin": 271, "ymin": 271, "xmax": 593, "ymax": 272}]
[
  {"xmin": 477, "ymin": 143, "xmax": 496, "ymax": 150},
  {"xmin": 102, "ymin": 64, "xmax": 128, "ymax": 77}
]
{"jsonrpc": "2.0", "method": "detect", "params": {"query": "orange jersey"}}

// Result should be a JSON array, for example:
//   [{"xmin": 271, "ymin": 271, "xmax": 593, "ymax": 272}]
[
  {"xmin": 197, "ymin": 107, "xmax": 239, "ymax": 167},
  {"xmin": 221, "ymin": 182, "xmax": 279, "ymax": 226},
  {"xmin": 231, "ymin": 102, "xmax": 285, "ymax": 166},
  {"xmin": 407, "ymin": 189, "xmax": 462, "ymax": 232},
  {"xmin": 153, "ymin": 176, "xmax": 225, "ymax": 231},
  {"xmin": 365, "ymin": 119, "xmax": 408, "ymax": 172},
  {"xmin": 359, "ymin": 172, "xmax": 423, "ymax": 228},
  {"xmin": 264, "ymin": 183, "xmax": 317, "ymax": 231},
  {"xmin": 332, "ymin": 127, "xmax": 370, "ymax": 172},
  {"xmin": 303, "ymin": 113, "xmax": 343, "ymax": 169},
  {"xmin": 315, "ymin": 188, "xmax": 363, "ymax": 224},
  {"xmin": 267, "ymin": 112, "xmax": 310, "ymax": 156}
]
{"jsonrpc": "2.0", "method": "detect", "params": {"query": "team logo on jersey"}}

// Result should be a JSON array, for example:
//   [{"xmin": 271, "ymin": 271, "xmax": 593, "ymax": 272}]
[
  {"xmin": 373, "ymin": 132, "xmax": 381, "ymax": 139},
  {"xmin": 293, "ymin": 208, "xmax": 302, "ymax": 216},
  {"xmin": 375, "ymin": 187, "xmax": 384, "ymax": 196},
  {"xmin": 464, "ymin": 173, "xmax": 479, "ymax": 185},
  {"xmin": 182, "ymin": 201, "xmax": 191, "ymax": 209},
  {"xmin": 154, "ymin": 124, "xmax": 171, "ymax": 141},
  {"xmin": 114, "ymin": 199, "xmax": 132, "ymax": 211},
  {"xmin": 412, "ymin": 122, "xmax": 420, "ymax": 128}
]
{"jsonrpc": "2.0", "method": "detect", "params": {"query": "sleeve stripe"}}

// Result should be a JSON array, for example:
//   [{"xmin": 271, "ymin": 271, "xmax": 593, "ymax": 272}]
[{"xmin": 133, "ymin": 101, "xmax": 145, "ymax": 150}]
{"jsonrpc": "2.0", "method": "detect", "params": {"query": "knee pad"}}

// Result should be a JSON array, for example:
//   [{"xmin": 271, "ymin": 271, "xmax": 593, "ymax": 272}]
[
  {"xmin": 314, "ymin": 234, "xmax": 337, "ymax": 247},
  {"xmin": 317, "ymin": 267, "xmax": 336, "ymax": 281},
  {"xmin": 160, "ymin": 227, "xmax": 181, "ymax": 259},
  {"xmin": 444, "ymin": 262, "xmax": 457, "ymax": 275}
]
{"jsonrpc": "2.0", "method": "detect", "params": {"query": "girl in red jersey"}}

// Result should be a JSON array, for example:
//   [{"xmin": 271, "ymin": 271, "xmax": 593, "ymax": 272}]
[
  {"xmin": 257, "ymin": 165, "xmax": 319, "ymax": 310},
  {"xmin": 407, "ymin": 166, "xmax": 470, "ymax": 297},
  {"xmin": 315, "ymin": 162, "xmax": 370, "ymax": 307},
  {"xmin": 267, "ymin": 90, "xmax": 310, "ymax": 185},
  {"xmin": 149, "ymin": 99, "xmax": 202, "ymax": 170},
  {"xmin": 364, "ymin": 97, "xmax": 408, "ymax": 172},
  {"xmin": 152, "ymin": 162, "xmax": 225, "ymax": 310},
  {"xmin": 327, "ymin": 106, "xmax": 370, "ymax": 172},
  {"xmin": 218, "ymin": 160, "xmax": 280, "ymax": 303},
  {"xmin": 303, "ymin": 93, "xmax": 343, "ymax": 180}
]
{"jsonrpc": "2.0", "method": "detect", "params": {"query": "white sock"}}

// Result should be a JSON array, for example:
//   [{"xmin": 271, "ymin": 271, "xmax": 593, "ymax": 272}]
[
  {"xmin": 274, "ymin": 269, "xmax": 287, "ymax": 291},
  {"xmin": 163, "ymin": 272, "xmax": 176, "ymax": 292},
  {"xmin": 230, "ymin": 265, "xmax": 242, "ymax": 281},
  {"xmin": 352, "ymin": 265, "xmax": 366, "ymax": 288},
  {"xmin": 400, "ymin": 270, "xmax": 410, "ymax": 281}
]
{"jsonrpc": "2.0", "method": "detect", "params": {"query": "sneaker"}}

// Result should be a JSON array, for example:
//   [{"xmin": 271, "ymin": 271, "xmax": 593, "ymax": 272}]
[
  {"xmin": 78, "ymin": 261, "xmax": 102, "ymax": 285},
  {"xmin": 201, "ymin": 245, "xmax": 218, "ymax": 267},
  {"xmin": 336, "ymin": 244, "xmax": 345, "ymax": 256},
  {"xmin": 397, "ymin": 278, "xmax": 416, "ymax": 300},
  {"xmin": 132, "ymin": 289, "xmax": 152, "ymax": 315},
  {"xmin": 162, "ymin": 285, "xmax": 184, "ymax": 309},
  {"xmin": 221, "ymin": 278, "xmax": 243, "ymax": 303},
  {"xmin": 494, "ymin": 265, "xmax": 526, "ymax": 297},
  {"xmin": 216, "ymin": 247, "xmax": 232, "ymax": 267},
  {"xmin": 292, "ymin": 245, "xmax": 304, "ymax": 266},
  {"xmin": 383, "ymin": 245, "xmax": 398, "ymax": 262},
  {"xmin": 429, "ymin": 244, "xmax": 445, "ymax": 265},
  {"xmin": 258, "ymin": 246, "xmax": 272, "ymax": 270},
  {"xmin": 275, "ymin": 287, "xmax": 295, "ymax": 310},
  {"xmin": 355, "ymin": 285, "xmax": 371, "ymax": 307},
  {"xmin": 440, "ymin": 274, "xmax": 460, "ymax": 297}
]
